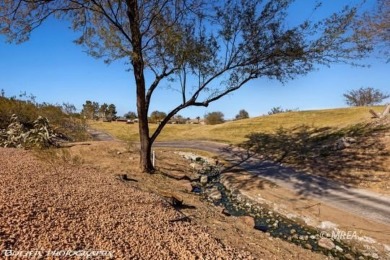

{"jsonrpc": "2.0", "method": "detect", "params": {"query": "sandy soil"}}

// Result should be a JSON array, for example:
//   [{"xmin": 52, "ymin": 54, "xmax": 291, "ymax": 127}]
[{"xmin": 0, "ymin": 144, "xmax": 325, "ymax": 259}]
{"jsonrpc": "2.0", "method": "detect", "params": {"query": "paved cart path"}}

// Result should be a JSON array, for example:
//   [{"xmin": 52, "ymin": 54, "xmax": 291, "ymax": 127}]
[{"xmin": 154, "ymin": 141, "xmax": 390, "ymax": 225}]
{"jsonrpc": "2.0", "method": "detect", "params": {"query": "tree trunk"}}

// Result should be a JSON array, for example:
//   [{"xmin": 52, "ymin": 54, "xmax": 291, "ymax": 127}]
[
  {"xmin": 137, "ymin": 87, "xmax": 154, "ymax": 172},
  {"xmin": 139, "ymin": 125, "xmax": 154, "ymax": 173},
  {"xmin": 136, "ymin": 78, "xmax": 154, "ymax": 172},
  {"xmin": 127, "ymin": 0, "xmax": 154, "ymax": 173}
]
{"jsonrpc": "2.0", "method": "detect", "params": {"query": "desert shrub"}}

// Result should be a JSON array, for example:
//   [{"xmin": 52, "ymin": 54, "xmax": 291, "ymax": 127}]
[
  {"xmin": 0, "ymin": 115, "xmax": 58, "ymax": 148},
  {"xmin": 235, "ymin": 109, "xmax": 249, "ymax": 120},
  {"xmin": 1, "ymin": 114, "xmax": 26, "ymax": 148},
  {"xmin": 0, "ymin": 96, "xmax": 38, "ymax": 128},
  {"xmin": 204, "ymin": 111, "xmax": 225, "ymax": 125},
  {"xmin": 0, "ymin": 95, "xmax": 89, "ymax": 143}
]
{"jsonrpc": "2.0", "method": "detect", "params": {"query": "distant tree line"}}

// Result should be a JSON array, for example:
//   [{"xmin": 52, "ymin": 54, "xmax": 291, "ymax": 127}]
[
  {"xmin": 268, "ymin": 107, "xmax": 299, "ymax": 115},
  {"xmin": 142, "ymin": 109, "xmax": 249, "ymax": 125},
  {"xmin": 81, "ymin": 101, "xmax": 117, "ymax": 121},
  {"xmin": 124, "ymin": 111, "xmax": 137, "ymax": 120}
]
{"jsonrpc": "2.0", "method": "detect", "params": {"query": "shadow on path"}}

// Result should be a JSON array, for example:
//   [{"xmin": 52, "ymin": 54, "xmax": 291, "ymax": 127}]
[{"xmin": 154, "ymin": 141, "xmax": 390, "ymax": 225}]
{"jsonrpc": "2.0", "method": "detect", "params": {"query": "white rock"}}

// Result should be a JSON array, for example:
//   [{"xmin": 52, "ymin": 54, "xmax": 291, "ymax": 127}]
[
  {"xmin": 317, "ymin": 221, "xmax": 338, "ymax": 230},
  {"xmin": 358, "ymin": 236, "xmax": 376, "ymax": 244},
  {"xmin": 200, "ymin": 175, "xmax": 208, "ymax": 185}
]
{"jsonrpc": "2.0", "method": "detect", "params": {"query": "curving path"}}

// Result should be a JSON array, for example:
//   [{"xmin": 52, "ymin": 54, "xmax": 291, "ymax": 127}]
[
  {"xmin": 154, "ymin": 141, "xmax": 390, "ymax": 226},
  {"xmin": 87, "ymin": 128, "xmax": 116, "ymax": 141}
]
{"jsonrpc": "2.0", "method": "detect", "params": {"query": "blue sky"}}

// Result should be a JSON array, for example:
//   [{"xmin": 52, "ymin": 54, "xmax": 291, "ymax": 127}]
[{"xmin": 0, "ymin": 1, "xmax": 388, "ymax": 120}]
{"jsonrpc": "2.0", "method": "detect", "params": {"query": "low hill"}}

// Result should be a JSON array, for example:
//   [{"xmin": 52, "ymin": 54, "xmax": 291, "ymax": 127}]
[
  {"xmin": 90, "ymin": 106, "xmax": 386, "ymax": 144},
  {"xmin": 90, "ymin": 106, "xmax": 390, "ymax": 194}
]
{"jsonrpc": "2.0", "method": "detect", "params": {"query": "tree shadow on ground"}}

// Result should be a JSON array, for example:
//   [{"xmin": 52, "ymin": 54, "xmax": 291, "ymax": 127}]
[
  {"xmin": 221, "ymin": 168, "xmax": 279, "ymax": 191},
  {"xmin": 218, "ymin": 122, "xmax": 390, "ymax": 197}
]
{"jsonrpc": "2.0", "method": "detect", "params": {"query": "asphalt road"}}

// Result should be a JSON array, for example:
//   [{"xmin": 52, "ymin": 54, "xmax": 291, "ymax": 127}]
[
  {"xmin": 87, "ymin": 128, "xmax": 116, "ymax": 141},
  {"xmin": 154, "ymin": 141, "xmax": 390, "ymax": 225}
]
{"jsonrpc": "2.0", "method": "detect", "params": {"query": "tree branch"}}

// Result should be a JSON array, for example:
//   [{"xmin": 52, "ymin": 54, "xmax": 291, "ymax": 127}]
[{"xmin": 145, "ymin": 67, "xmax": 177, "ymax": 111}]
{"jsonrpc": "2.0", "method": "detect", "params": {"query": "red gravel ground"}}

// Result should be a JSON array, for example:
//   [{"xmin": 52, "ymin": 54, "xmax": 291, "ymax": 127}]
[{"xmin": 0, "ymin": 148, "xmax": 254, "ymax": 259}]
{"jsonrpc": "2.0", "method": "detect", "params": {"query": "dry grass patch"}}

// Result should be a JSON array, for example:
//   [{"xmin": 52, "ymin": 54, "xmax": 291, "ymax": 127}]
[{"xmin": 89, "ymin": 106, "xmax": 385, "ymax": 144}]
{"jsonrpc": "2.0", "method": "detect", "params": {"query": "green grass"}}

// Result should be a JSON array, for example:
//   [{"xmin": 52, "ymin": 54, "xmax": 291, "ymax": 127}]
[{"xmin": 89, "ymin": 106, "xmax": 386, "ymax": 144}]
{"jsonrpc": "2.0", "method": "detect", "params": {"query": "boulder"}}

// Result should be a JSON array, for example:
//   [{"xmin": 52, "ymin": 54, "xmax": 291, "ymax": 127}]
[
  {"xmin": 318, "ymin": 237, "xmax": 335, "ymax": 250},
  {"xmin": 206, "ymin": 187, "xmax": 222, "ymax": 201},
  {"xmin": 222, "ymin": 208, "xmax": 231, "ymax": 216},
  {"xmin": 165, "ymin": 170, "xmax": 186, "ymax": 180},
  {"xmin": 255, "ymin": 225, "xmax": 268, "ymax": 232},
  {"xmin": 190, "ymin": 163, "xmax": 203, "ymax": 171},
  {"xmin": 188, "ymin": 173, "xmax": 201, "ymax": 182},
  {"xmin": 178, "ymin": 180, "xmax": 193, "ymax": 192},
  {"xmin": 200, "ymin": 175, "xmax": 208, "ymax": 185},
  {"xmin": 238, "ymin": 216, "xmax": 255, "ymax": 228},
  {"xmin": 334, "ymin": 137, "xmax": 356, "ymax": 150}
]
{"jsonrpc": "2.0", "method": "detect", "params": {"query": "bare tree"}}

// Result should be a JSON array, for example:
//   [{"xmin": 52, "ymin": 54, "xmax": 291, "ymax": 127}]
[
  {"xmin": 62, "ymin": 102, "xmax": 77, "ymax": 115},
  {"xmin": 0, "ymin": 0, "xmax": 373, "ymax": 172},
  {"xmin": 344, "ymin": 87, "xmax": 389, "ymax": 106}
]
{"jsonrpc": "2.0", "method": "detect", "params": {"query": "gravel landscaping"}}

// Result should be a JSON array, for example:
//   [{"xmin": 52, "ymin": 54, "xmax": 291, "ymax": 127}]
[{"xmin": 0, "ymin": 148, "xmax": 254, "ymax": 259}]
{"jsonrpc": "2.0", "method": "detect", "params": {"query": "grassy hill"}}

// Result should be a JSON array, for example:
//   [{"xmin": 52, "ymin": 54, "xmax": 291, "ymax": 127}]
[
  {"xmin": 90, "ymin": 106, "xmax": 389, "ymax": 193},
  {"xmin": 89, "ymin": 106, "xmax": 386, "ymax": 144}
]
